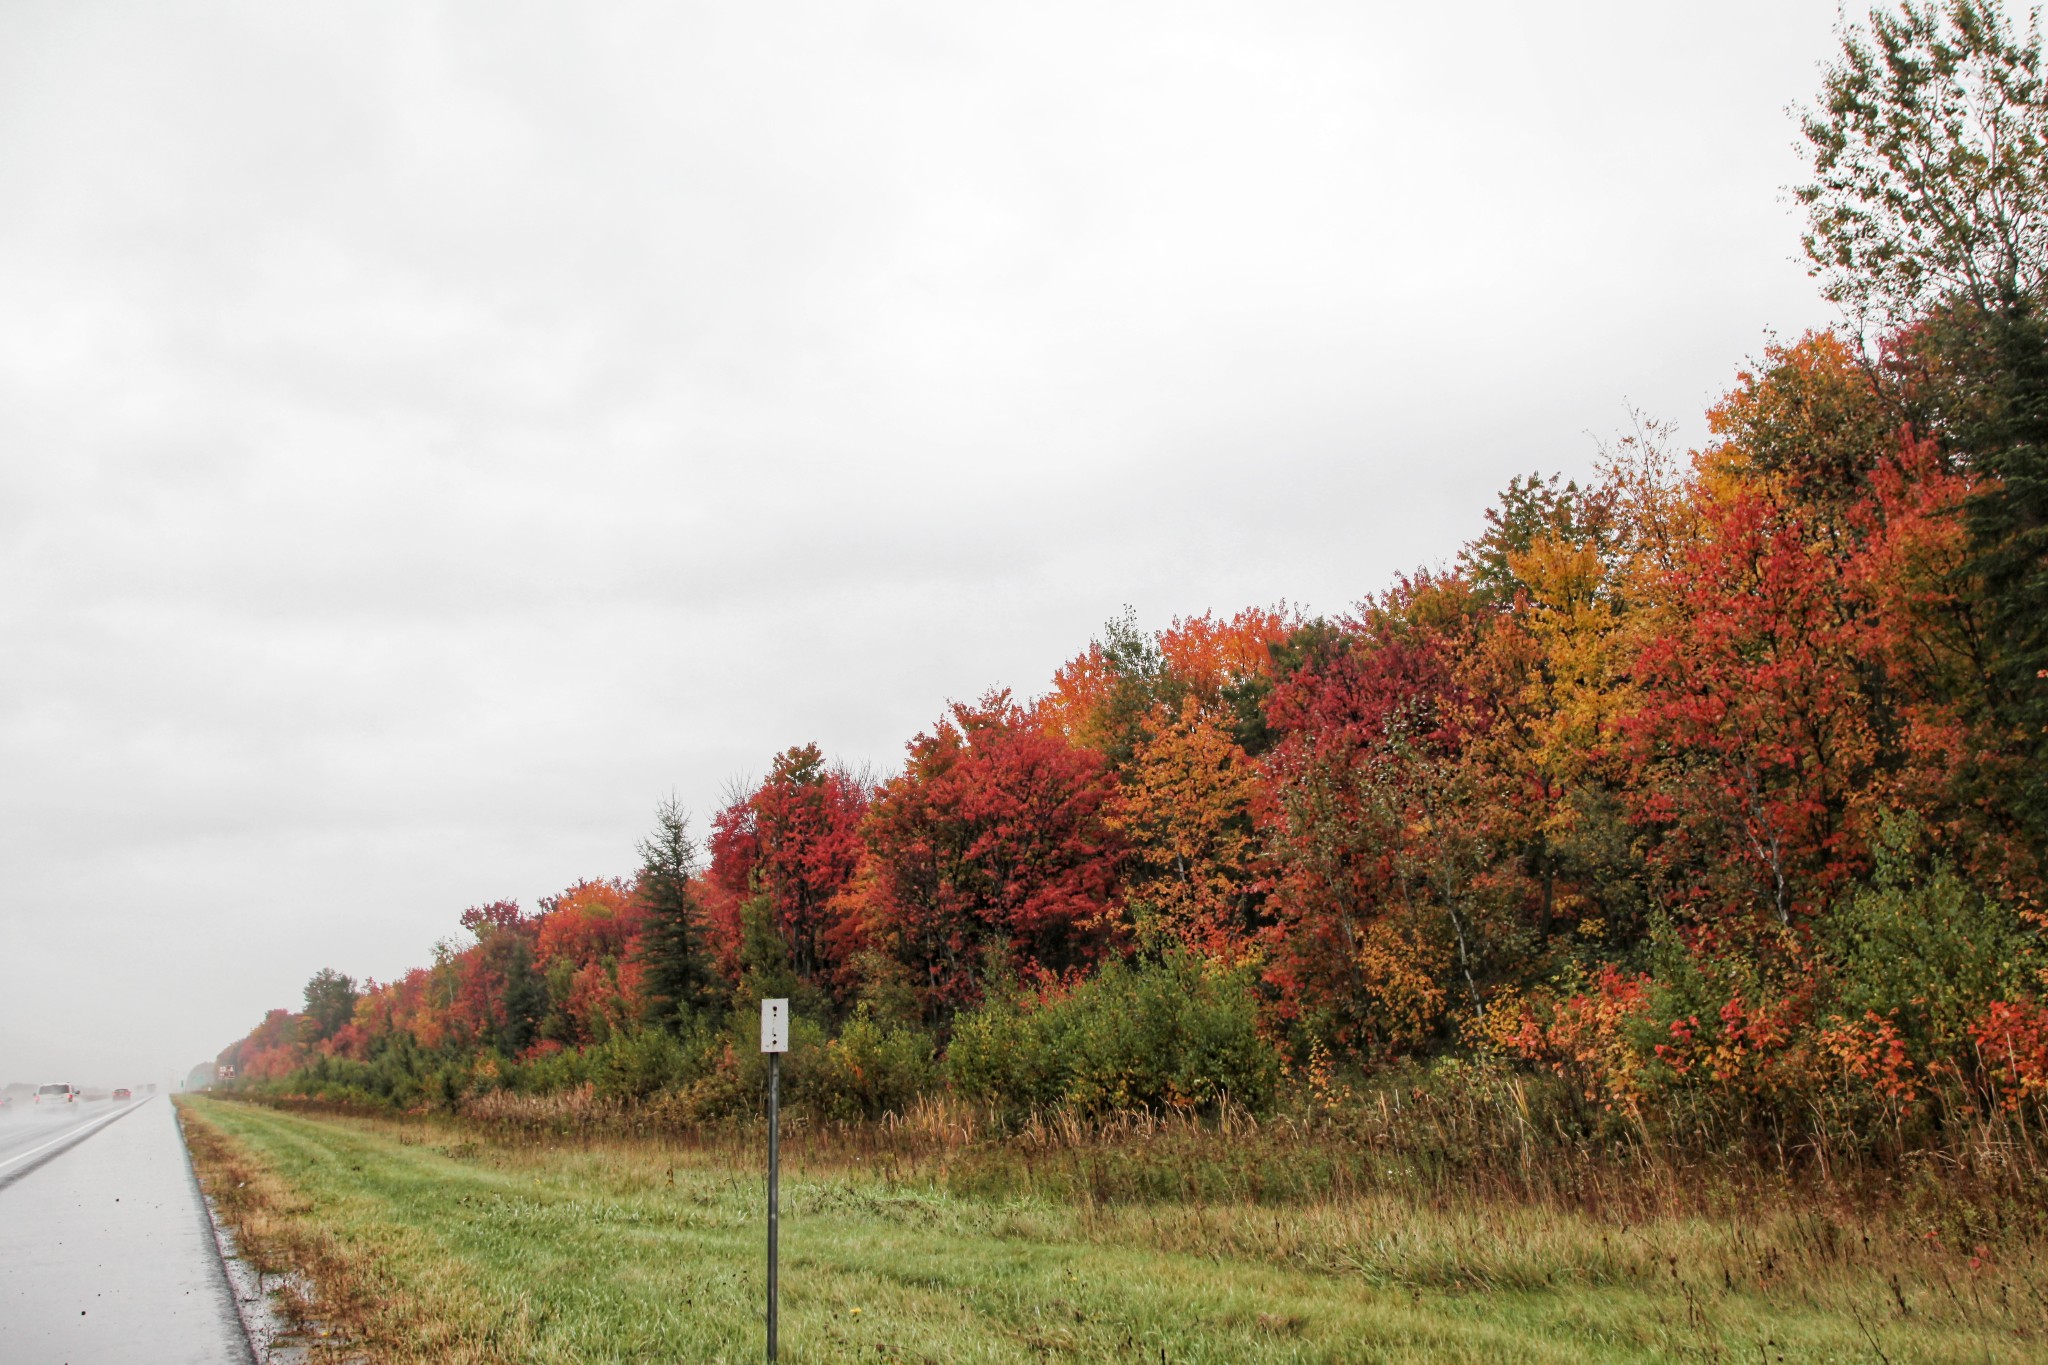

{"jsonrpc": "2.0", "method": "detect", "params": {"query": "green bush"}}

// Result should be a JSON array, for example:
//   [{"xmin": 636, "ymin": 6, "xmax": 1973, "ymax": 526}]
[
  {"xmin": 1820, "ymin": 846, "xmax": 2037, "ymax": 1070},
  {"xmin": 670, "ymin": 1040, "xmax": 760, "ymax": 1122},
  {"xmin": 800, "ymin": 1007, "xmax": 937, "ymax": 1120},
  {"xmin": 944, "ymin": 1001, "xmax": 1057, "ymax": 1110},
  {"xmin": 946, "ymin": 955, "xmax": 1277, "ymax": 1118},
  {"xmin": 590, "ymin": 1027, "xmax": 699, "ymax": 1101},
  {"xmin": 502, "ymin": 1044, "xmax": 592, "ymax": 1095}
]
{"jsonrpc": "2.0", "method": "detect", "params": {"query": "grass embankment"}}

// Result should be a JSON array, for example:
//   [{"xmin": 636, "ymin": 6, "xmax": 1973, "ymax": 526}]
[{"xmin": 178, "ymin": 1095, "xmax": 2048, "ymax": 1364}]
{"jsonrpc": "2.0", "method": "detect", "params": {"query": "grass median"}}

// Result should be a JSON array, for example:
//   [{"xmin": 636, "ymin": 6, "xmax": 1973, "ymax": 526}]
[{"xmin": 177, "ymin": 1095, "xmax": 2045, "ymax": 1363}]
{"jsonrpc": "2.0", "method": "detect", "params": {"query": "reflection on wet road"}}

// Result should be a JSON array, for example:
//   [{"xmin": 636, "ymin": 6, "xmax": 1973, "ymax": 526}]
[
  {"xmin": 0, "ymin": 1099, "xmax": 137, "ymax": 1182},
  {"xmin": 0, "ymin": 1096, "xmax": 251, "ymax": 1363}
]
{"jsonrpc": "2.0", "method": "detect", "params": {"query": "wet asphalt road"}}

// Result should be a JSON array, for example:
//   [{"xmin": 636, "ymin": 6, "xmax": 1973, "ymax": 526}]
[{"xmin": 0, "ymin": 1096, "xmax": 252, "ymax": 1363}]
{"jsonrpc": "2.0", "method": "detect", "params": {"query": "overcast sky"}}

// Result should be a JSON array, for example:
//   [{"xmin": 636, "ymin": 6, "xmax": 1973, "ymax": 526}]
[{"xmin": 1, "ymin": 0, "xmax": 1844, "ymax": 1086}]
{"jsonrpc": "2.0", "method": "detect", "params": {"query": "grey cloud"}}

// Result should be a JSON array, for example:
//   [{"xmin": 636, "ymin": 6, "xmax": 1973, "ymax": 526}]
[{"xmin": 0, "ymin": 0, "xmax": 1839, "ymax": 1085}]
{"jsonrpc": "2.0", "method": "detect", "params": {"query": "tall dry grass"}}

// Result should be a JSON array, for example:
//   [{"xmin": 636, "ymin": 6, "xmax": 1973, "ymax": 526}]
[{"xmin": 250, "ymin": 1059, "xmax": 2048, "ymax": 1257}]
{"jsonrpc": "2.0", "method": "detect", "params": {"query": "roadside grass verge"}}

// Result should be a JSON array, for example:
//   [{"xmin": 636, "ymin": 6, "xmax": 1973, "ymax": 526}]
[
  {"xmin": 177, "ymin": 1096, "xmax": 2048, "ymax": 1363},
  {"xmin": 179, "ymin": 1097, "xmax": 387, "ymax": 1360}
]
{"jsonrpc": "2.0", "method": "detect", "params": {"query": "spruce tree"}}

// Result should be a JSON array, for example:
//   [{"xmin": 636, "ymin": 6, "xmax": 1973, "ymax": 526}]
[{"xmin": 635, "ymin": 797, "xmax": 722, "ymax": 1033}]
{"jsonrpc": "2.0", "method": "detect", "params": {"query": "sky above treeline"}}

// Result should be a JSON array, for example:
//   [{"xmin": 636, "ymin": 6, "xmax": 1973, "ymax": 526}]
[{"xmin": 0, "ymin": 0, "xmax": 1841, "ymax": 1085}]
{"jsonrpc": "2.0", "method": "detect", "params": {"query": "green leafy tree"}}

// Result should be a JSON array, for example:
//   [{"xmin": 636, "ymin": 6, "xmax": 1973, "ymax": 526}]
[
  {"xmin": 1799, "ymin": 0, "xmax": 2048, "ymax": 331},
  {"xmin": 1802, "ymin": 0, "xmax": 2048, "ymax": 869},
  {"xmin": 301, "ymin": 968, "xmax": 359, "ymax": 1042},
  {"xmin": 1459, "ymin": 472, "xmax": 1617, "ymax": 606}
]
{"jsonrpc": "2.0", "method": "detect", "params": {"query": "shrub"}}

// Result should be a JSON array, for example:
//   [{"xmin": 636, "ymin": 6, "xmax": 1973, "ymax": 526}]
[
  {"xmin": 944, "ymin": 1000, "xmax": 1057, "ymax": 1111},
  {"xmin": 503, "ymin": 1040, "xmax": 592, "ymax": 1095},
  {"xmin": 1475, "ymin": 964, "xmax": 1654, "ymax": 1117},
  {"xmin": 947, "ymin": 955, "xmax": 1276, "ymax": 1118},
  {"xmin": 1820, "ymin": 852, "xmax": 2037, "ymax": 1080},
  {"xmin": 589, "ymin": 1027, "xmax": 699, "ymax": 1101},
  {"xmin": 801, "ymin": 1007, "xmax": 936, "ymax": 1120},
  {"xmin": 1974, "ymin": 998, "xmax": 2048, "ymax": 1112}
]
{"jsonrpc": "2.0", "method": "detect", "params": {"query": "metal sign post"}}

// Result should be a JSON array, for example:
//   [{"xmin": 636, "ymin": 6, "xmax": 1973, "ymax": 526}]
[{"xmin": 761, "ymin": 998, "xmax": 788, "ymax": 1361}]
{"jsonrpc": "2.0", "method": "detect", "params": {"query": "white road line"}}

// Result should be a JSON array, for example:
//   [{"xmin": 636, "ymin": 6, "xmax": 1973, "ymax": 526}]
[{"xmin": 0, "ymin": 1099, "xmax": 145, "ymax": 1174}]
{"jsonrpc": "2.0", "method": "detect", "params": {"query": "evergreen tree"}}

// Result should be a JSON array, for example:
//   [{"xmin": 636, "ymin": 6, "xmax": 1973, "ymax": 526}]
[
  {"xmin": 1942, "ymin": 304, "xmax": 2048, "ymax": 864},
  {"xmin": 733, "ymin": 893, "xmax": 804, "ymax": 1010},
  {"xmin": 635, "ymin": 797, "xmax": 722, "ymax": 1032},
  {"xmin": 481, "ymin": 933, "xmax": 546, "ymax": 1056}
]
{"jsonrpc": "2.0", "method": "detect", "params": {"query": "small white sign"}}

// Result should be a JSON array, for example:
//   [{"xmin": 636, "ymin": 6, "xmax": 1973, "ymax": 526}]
[{"xmin": 761, "ymin": 998, "xmax": 789, "ymax": 1053}]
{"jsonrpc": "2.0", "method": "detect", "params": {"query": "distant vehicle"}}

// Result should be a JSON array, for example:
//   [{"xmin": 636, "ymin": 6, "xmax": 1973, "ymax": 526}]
[
  {"xmin": 33, "ymin": 1084, "xmax": 79, "ymax": 1113},
  {"xmin": 111, "ymin": 1088, "xmax": 132, "ymax": 1101}
]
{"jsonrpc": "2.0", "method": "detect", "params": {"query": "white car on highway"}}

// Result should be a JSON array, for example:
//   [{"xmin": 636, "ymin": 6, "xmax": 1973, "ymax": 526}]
[{"xmin": 32, "ymin": 1083, "xmax": 80, "ymax": 1114}]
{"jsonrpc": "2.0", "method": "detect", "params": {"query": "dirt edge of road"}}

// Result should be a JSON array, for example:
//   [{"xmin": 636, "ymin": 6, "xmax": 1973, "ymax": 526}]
[{"xmin": 177, "ymin": 1099, "xmax": 375, "ymax": 1364}]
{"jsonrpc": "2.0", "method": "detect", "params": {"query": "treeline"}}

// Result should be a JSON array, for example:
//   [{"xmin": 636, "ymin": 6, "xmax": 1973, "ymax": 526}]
[{"xmin": 222, "ymin": 2, "xmax": 2048, "ymax": 1154}]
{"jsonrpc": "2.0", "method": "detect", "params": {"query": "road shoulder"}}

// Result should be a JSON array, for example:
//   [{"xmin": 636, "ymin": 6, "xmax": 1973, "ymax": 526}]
[{"xmin": 0, "ymin": 1096, "xmax": 255, "ymax": 1365}]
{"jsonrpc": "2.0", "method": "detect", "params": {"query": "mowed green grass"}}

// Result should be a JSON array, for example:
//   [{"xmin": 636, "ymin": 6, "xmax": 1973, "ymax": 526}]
[{"xmin": 183, "ymin": 1098, "xmax": 2040, "ymax": 1364}]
